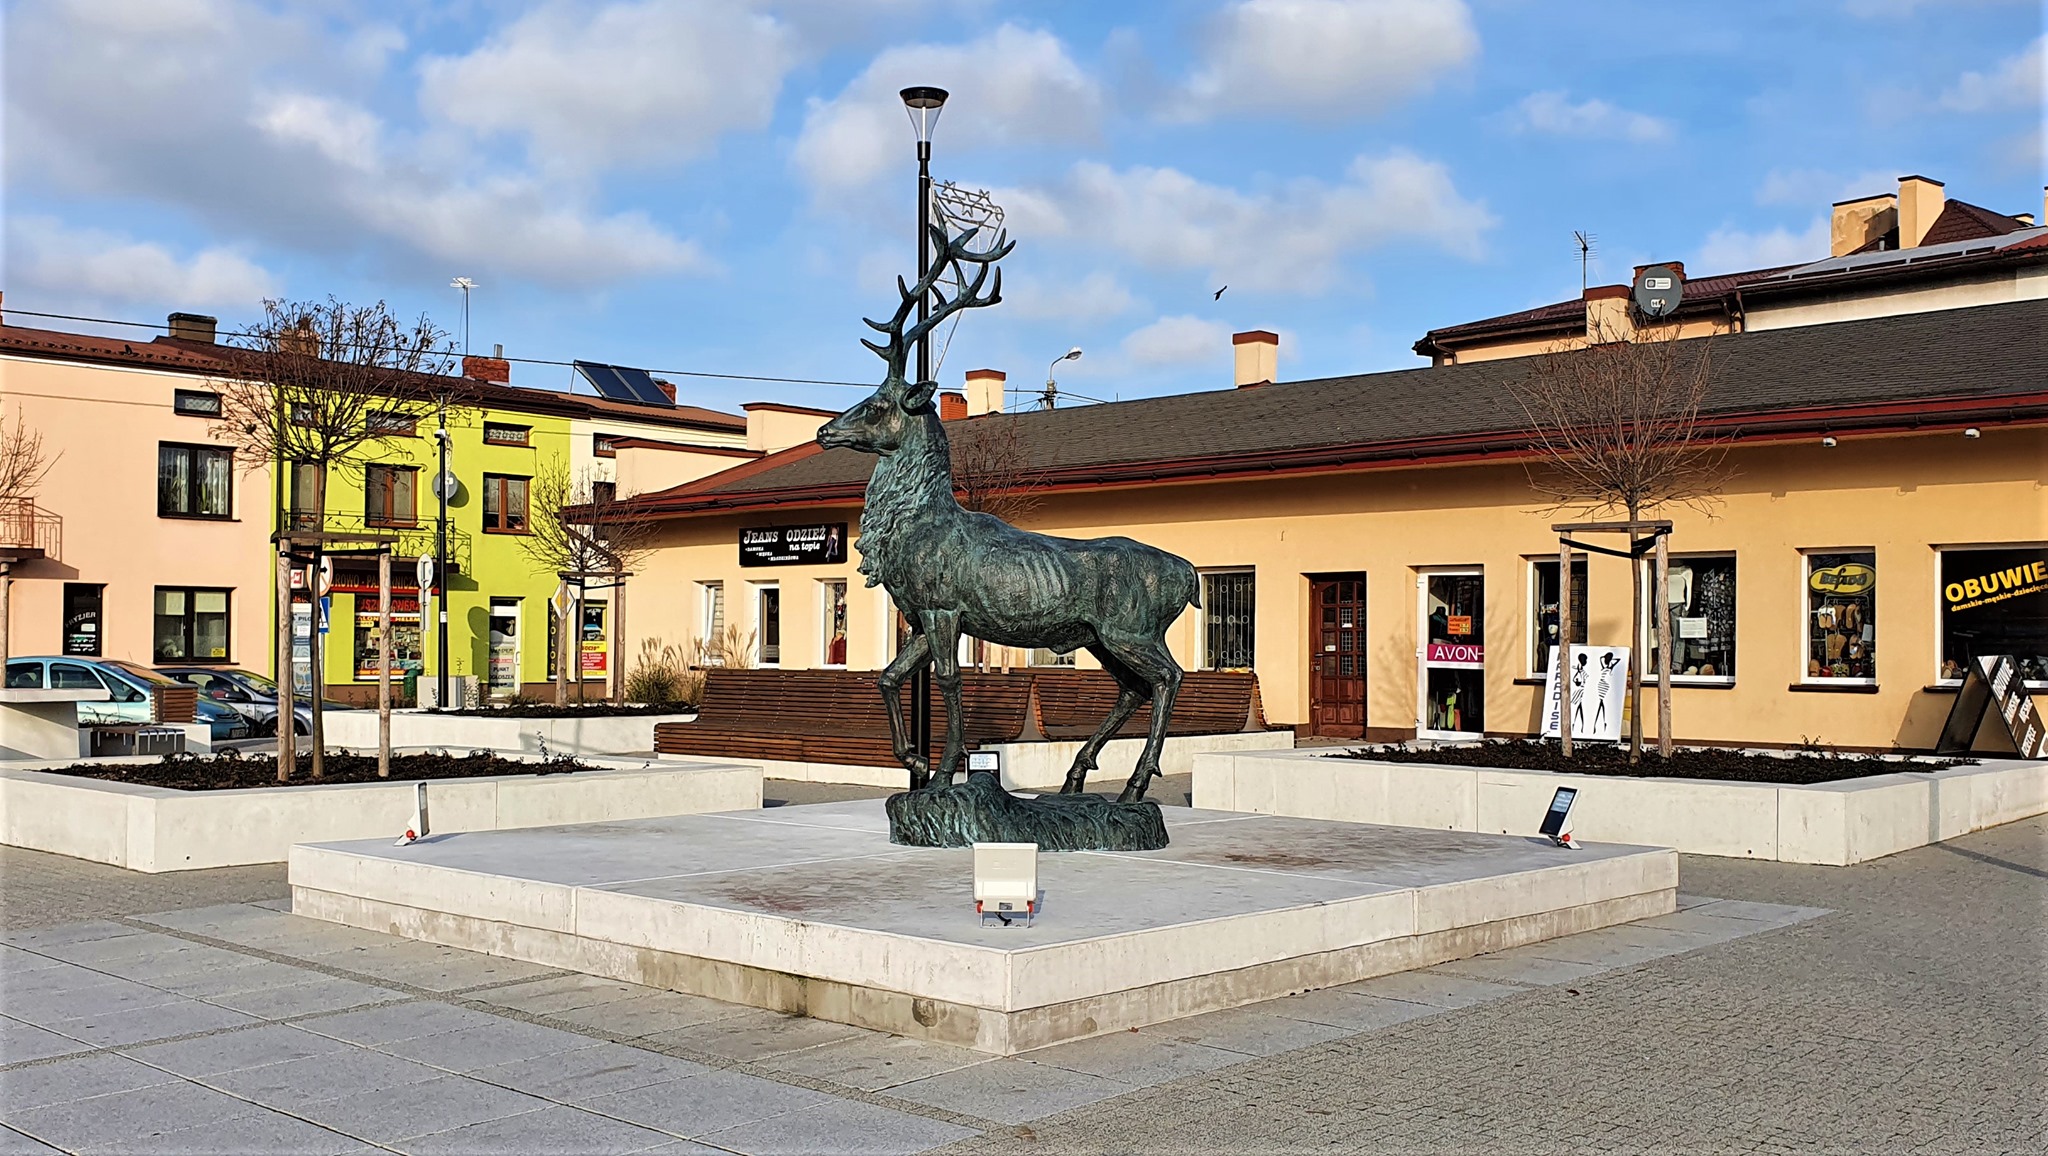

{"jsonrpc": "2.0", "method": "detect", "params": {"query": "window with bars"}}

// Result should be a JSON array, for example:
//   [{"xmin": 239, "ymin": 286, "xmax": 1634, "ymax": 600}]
[
  {"xmin": 367, "ymin": 410, "xmax": 417, "ymax": 436},
  {"xmin": 1202, "ymin": 570, "xmax": 1256, "ymax": 670},
  {"xmin": 157, "ymin": 444, "xmax": 233, "ymax": 519},
  {"xmin": 483, "ymin": 422, "xmax": 531, "ymax": 446}
]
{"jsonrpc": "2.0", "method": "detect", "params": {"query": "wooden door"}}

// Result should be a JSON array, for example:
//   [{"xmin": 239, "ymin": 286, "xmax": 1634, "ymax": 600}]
[{"xmin": 1308, "ymin": 575, "xmax": 1367, "ymax": 737}]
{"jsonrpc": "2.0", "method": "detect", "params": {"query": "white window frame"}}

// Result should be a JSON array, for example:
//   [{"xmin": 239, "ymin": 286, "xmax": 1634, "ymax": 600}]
[
  {"xmin": 1934, "ymin": 543, "xmax": 2048, "ymax": 689},
  {"xmin": 753, "ymin": 582, "xmax": 781, "ymax": 668},
  {"xmin": 1200, "ymin": 567, "xmax": 1257, "ymax": 672},
  {"xmin": 698, "ymin": 581, "xmax": 725, "ymax": 653},
  {"xmin": 819, "ymin": 579, "xmax": 848, "ymax": 668},
  {"xmin": 1527, "ymin": 557, "xmax": 1587, "ymax": 679},
  {"xmin": 1641, "ymin": 552, "xmax": 1736, "ymax": 686},
  {"xmin": 1800, "ymin": 549, "xmax": 1876, "ymax": 686}
]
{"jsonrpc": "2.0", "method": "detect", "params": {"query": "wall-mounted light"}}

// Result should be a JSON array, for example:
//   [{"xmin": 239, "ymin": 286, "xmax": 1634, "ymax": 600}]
[
  {"xmin": 1963, "ymin": 427, "xmax": 1982, "ymax": 439},
  {"xmin": 1821, "ymin": 436, "xmax": 1838, "ymax": 448}
]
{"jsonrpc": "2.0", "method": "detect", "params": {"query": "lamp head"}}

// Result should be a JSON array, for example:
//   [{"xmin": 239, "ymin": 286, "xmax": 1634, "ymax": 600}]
[
  {"xmin": 1063, "ymin": 347, "xmax": 1083, "ymax": 362},
  {"xmin": 900, "ymin": 86, "xmax": 949, "ymax": 143}
]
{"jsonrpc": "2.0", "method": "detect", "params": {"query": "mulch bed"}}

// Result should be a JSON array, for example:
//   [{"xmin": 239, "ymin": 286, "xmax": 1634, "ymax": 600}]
[
  {"xmin": 41, "ymin": 749, "xmax": 597, "ymax": 791},
  {"xmin": 1338, "ymin": 739, "xmax": 1964, "ymax": 785},
  {"xmin": 430, "ymin": 704, "xmax": 686, "ymax": 718}
]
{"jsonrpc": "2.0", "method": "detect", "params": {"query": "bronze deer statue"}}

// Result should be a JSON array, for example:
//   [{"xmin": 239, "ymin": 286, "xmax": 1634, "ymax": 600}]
[{"xmin": 817, "ymin": 227, "xmax": 1200, "ymax": 804}]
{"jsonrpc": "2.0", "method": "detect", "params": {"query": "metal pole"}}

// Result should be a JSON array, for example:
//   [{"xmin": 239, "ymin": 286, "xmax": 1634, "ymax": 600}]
[
  {"xmin": 1558, "ymin": 538, "xmax": 1573, "ymax": 759},
  {"xmin": 1654, "ymin": 531, "xmax": 1673, "ymax": 759},
  {"xmin": 910, "ymin": 134, "xmax": 934, "ymax": 769},
  {"xmin": 612, "ymin": 576, "xmax": 627, "ymax": 705},
  {"xmin": 275, "ymin": 545, "xmax": 294, "ymax": 781},
  {"xmin": 378, "ymin": 546, "xmax": 392, "ymax": 778},
  {"xmin": 435, "ymin": 408, "xmax": 450, "ymax": 709}
]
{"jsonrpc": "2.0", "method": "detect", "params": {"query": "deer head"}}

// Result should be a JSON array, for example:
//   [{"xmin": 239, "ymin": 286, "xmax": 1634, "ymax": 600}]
[{"xmin": 818, "ymin": 225, "xmax": 1013, "ymax": 456}]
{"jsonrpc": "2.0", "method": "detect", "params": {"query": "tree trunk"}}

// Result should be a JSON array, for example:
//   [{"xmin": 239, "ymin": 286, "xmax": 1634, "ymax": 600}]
[
  {"xmin": 1557, "ymin": 539, "xmax": 1573, "ymax": 759},
  {"xmin": 1, "ymin": 561, "xmax": 12, "ymax": 671},
  {"xmin": 1627, "ymin": 505, "xmax": 1643, "ymax": 765},
  {"xmin": 612, "ymin": 577, "xmax": 626, "ymax": 704},
  {"xmin": 309, "ymin": 467, "xmax": 326, "ymax": 779},
  {"xmin": 275, "ymin": 547, "xmax": 294, "ymax": 782},
  {"xmin": 377, "ymin": 546, "xmax": 392, "ymax": 778},
  {"xmin": 554, "ymin": 582, "xmax": 570, "ymax": 707},
  {"xmin": 1654, "ymin": 531, "xmax": 1673, "ymax": 759}
]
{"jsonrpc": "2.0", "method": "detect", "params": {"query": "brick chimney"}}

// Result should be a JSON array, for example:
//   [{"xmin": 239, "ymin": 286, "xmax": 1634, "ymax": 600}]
[
  {"xmin": 462, "ymin": 354, "xmax": 510, "ymax": 383},
  {"xmin": 167, "ymin": 312, "xmax": 217, "ymax": 343},
  {"xmin": 1232, "ymin": 330, "xmax": 1279, "ymax": 387},
  {"xmin": 1898, "ymin": 175, "xmax": 1945, "ymax": 249},
  {"xmin": 654, "ymin": 378, "xmax": 677, "ymax": 403},
  {"xmin": 1831, "ymin": 192, "xmax": 1898, "ymax": 256},
  {"xmin": 1584, "ymin": 284, "xmax": 1634, "ymax": 344},
  {"xmin": 938, "ymin": 391, "xmax": 967, "ymax": 420},
  {"xmin": 964, "ymin": 368, "xmax": 1006, "ymax": 416}
]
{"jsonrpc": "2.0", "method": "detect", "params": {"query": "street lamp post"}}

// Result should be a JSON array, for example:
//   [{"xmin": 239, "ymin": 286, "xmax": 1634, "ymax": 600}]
[
  {"xmin": 1043, "ymin": 347, "xmax": 1082, "ymax": 410},
  {"xmin": 901, "ymin": 85, "xmax": 947, "ymax": 779},
  {"xmin": 434, "ymin": 415, "xmax": 450, "ymax": 709}
]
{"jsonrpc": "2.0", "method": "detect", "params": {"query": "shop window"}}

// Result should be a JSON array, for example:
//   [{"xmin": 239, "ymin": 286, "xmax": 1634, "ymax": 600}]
[
  {"xmin": 62, "ymin": 584, "xmax": 104, "ymax": 657},
  {"xmin": 1805, "ymin": 551, "xmax": 1876, "ymax": 683},
  {"xmin": 157, "ymin": 444, "xmax": 232, "ymax": 519},
  {"xmin": 547, "ymin": 600, "xmax": 608, "ymax": 683},
  {"xmin": 821, "ymin": 580, "xmax": 848, "ymax": 666},
  {"xmin": 487, "ymin": 599, "xmax": 521, "ymax": 691},
  {"xmin": 1648, "ymin": 554, "xmax": 1736, "ymax": 681},
  {"xmin": 483, "ymin": 422, "xmax": 531, "ymax": 447},
  {"xmin": 364, "ymin": 465, "xmax": 418, "ymax": 528},
  {"xmin": 482, "ymin": 474, "xmax": 529, "ymax": 533},
  {"xmin": 756, "ymin": 585, "xmax": 781, "ymax": 666},
  {"xmin": 1938, "ymin": 545, "xmax": 2048, "ymax": 686},
  {"xmin": 1203, "ymin": 570, "xmax": 1256, "ymax": 670},
  {"xmin": 353, "ymin": 595, "xmax": 423, "ymax": 682},
  {"xmin": 154, "ymin": 587, "xmax": 231, "ymax": 662},
  {"xmin": 1529, "ymin": 559, "xmax": 1588, "ymax": 677}
]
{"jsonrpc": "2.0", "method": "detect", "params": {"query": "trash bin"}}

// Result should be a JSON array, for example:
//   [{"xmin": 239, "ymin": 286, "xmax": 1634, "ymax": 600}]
[{"xmin": 403, "ymin": 668, "xmax": 419, "ymax": 706}]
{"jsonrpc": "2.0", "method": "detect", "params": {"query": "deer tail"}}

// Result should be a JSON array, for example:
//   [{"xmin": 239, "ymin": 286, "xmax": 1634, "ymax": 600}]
[{"xmin": 1182, "ymin": 559, "xmax": 1202, "ymax": 609}]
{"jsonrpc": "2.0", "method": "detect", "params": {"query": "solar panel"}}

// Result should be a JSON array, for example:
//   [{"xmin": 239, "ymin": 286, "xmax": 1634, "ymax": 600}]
[{"xmin": 574, "ymin": 360, "xmax": 672, "ymax": 407}]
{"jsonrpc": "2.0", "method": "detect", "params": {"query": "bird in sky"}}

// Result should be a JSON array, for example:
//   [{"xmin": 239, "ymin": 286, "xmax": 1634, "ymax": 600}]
[{"xmin": 1213, "ymin": 286, "xmax": 1227, "ymax": 300}]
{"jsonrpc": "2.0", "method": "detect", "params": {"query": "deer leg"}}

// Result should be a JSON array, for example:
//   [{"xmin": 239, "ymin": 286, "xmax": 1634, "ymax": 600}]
[
  {"xmin": 1099, "ymin": 635, "xmax": 1182, "ymax": 804},
  {"xmin": 877, "ymin": 632, "xmax": 933, "ymax": 790},
  {"xmin": 919, "ymin": 610, "xmax": 966, "ymax": 788},
  {"xmin": 1060, "ymin": 644, "xmax": 1147, "ymax": 794}
]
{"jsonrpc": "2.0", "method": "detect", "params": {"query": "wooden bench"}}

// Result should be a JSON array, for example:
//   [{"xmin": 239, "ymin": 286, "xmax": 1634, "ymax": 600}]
[{"xmin": 654, "ymin": 667, "xmax": 1268, "ymax": 768}]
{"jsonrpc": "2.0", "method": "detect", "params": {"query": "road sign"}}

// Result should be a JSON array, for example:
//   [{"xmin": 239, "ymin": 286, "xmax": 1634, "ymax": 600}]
[
  {"xmin": 318, "ymin": 595, "xmax": 332, "ymax": 635},
  {"xmin": 1632, "ymin": 264, "xmax": 1684, "ymax": 318},
  {"xmin": 315, "ymin": 558, "xmax": 334, "ymax": 596},
  {"xmin": 550, "ymin": 583, "xmax": 576, "ymax": 619}
]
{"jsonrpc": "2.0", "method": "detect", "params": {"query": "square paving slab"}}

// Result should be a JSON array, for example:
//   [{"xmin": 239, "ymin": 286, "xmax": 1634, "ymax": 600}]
[{"xmin": 290, "ymin": 800, "xmax": 1675, "ymax": 1053}]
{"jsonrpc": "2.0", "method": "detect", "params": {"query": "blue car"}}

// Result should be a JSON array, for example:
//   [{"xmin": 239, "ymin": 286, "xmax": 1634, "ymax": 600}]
[{"xmin": 4, "ymin": 657, "xmax": 252, "ymax": 741}]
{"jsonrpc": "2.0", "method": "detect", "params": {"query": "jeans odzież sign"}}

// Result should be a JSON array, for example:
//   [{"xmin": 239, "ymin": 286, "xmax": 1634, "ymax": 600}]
[{"xmin": 740, "ymin": 523, "xmax": 849, "ymax": 568}]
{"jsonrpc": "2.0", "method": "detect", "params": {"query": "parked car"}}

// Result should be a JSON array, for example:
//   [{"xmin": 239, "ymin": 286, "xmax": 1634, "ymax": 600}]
[
  {"xmin": 154, "ymin": 666, "xmax": 353, "ymax": 736},
  {"xmin": 4, "ymin": 657, "xmax": 252, "ymax": 741}
]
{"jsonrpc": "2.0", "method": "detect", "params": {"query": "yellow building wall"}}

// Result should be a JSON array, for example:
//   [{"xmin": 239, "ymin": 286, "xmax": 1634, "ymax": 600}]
[{"xmin": 622, "ymin": 424, "xmax": 2047, "ymax": 751}]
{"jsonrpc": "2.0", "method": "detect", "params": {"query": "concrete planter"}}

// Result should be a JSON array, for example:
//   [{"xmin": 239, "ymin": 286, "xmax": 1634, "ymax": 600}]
[
  {"xmin": 682, "ymin": 730, "xmax": 1296, "ymax": 791},
  {"xmin": 0, "ymin": 756, "xmax": 759, "ymax": 873},
  {"xmin": 1192, "ymin": 747, "xmax": 2047, "ymax": 866},
  {"xmin": 318, "ymin": 709, "xmax": 695, "ymax": 757}
]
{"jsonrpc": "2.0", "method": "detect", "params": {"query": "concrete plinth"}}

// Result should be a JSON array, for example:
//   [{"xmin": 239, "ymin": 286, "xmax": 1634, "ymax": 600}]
[{"xmin": 290, "ymin": 803, "xmax": 1675, "ymax": 1054}]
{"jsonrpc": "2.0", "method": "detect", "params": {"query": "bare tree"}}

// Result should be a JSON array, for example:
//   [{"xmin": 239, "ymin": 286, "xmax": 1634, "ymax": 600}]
[
  {"xmin": 1509, "ymin": 327, "xmax": 1728, "ymax": 762},
  {"xmin": 951, "ymin": 412, "xmax": 1044, "ymax": 524},
  {"xmin": 209, "ymin": 298, "xmax": 460, "ymax": 779},
  {"xmin": 0, "ymin": 407, "xmax": 58, "ymax": 668},
  {"xmin": 519, "ymin": 454, "xmax": 660, "ymax": 704}
]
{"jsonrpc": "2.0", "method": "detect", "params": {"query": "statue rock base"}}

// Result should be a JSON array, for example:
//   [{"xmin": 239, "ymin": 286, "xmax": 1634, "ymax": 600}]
[{"xmin": 886, "ymin": 772, "xmax": 1169, "ymax": 851}]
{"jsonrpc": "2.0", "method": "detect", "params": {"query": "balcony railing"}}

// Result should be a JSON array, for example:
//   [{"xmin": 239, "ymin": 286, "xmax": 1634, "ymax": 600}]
[
  {"xmin": 0, "ymin": 499, "xmax": 61, "ymax": 562},
  {"xmin": 283, "ymin": 510, "xmax": 471, "ymax": 574}
]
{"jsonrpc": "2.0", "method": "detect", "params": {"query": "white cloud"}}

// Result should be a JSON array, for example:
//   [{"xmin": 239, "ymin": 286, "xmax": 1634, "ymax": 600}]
[
  {"xmin": 1694, "ymin": 217, "xmax": 1829, "ymax": 273},
  {"xmin": 1000, "ymin": 151, "xmax": 1494, "ymax": 291},
  {"xmin": 793, "ymin": 24, "xmax": 1102, "ymax": 195},
  {"xmin": 1513, "ymin": 91, "xmax": 1672, "ymax": 142},
  {"xmin": 1938, "ymin": 35, "xmax": 2044, "ymax": 112},
  {"xmin": 8, "ymin": 215, "xmax": 279, "ymax": 309},
  {"xmin": 1122, "ymin": 315, "xmax": 1231, "ymax": 367},
  {"xmin": 1172, "ymin": 0, "xmax": 1476, "ymax": 122},
  {"xmin": 256, "ymin": 93, "xmax": 381, "ymax": 171},
  {"xmin": 1004, "ymin": 271, "xmax": 1137, "ymax": 321},
  {"xmin": 418, "ymin": 1, "xmax": 792, "ymax": 170},
  {"xmin": 1755, "ymin": 168, "xmax": 1898, "ymax": 207}
]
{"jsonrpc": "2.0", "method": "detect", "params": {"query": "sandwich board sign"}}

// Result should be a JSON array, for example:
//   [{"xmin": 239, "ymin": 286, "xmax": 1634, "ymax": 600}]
[
  {"xmin": 1541, "ymin": 645, "xmax": 1630, "ymax": 743},
  {"xmin": 1935, "ymin": 655, "xmax": 2046, "ymax": 759}
]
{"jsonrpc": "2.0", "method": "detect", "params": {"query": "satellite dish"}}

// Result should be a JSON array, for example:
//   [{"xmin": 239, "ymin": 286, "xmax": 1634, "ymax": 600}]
[
  {"xmin": 429, "ymin": 470, "xmax": 460, "ymax": 500},
  {"xmin": 1632, "ymin": 264, "xmax": 1684, "ymax": 318}
]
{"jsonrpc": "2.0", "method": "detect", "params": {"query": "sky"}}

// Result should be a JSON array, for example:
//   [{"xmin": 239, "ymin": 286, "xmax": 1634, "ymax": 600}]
[{"xmin": 4, "ymin": 0, "xmax": 2042, "ymax": 415}]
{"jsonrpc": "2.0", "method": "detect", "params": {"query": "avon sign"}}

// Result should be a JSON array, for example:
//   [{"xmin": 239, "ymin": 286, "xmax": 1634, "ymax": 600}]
[{"xmin": 1426, "ymin": 642, "xmax": 1484, "ymax": 664}]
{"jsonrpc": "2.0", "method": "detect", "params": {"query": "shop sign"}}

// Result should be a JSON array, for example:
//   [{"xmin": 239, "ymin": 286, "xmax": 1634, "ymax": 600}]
[
  {"xmin": 1943, "ymin": 557, "xmax": 2047, "ymax": 612},
  {"xmin": 1426, "ymin": 642, "xmax": 1484, "ymax": 664},
  {"xmin": 1936, "ymin": 654, "xmax": 2046, "ymax": 759},
  {"xmin": 740, "ymin": 523, "xmax": 848, "ymax": 567},
  {"xmin": 1540, "ymin": 645, "xmax": 1631, "ymax": 743},
  {"xmin": 62, "ymin": 586, "xmax": 102, "ymax": 657},
  {"xmin": 1446, "ymin": 614, "xmax": 1473, "ymax": 636},
  {"xmin": 1809, "ymin": 562, "xmax": 1876, "ymax": 596}
]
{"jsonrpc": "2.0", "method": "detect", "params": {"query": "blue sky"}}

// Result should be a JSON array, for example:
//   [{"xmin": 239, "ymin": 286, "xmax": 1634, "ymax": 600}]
[{"xmin": 5, "ymin": 0, "xmax": 2041, "ymax": 414}]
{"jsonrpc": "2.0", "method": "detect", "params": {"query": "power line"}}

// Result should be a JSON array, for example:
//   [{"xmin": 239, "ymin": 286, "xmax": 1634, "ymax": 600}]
[{"xmin": 1, "ymin": 307, "xmax": 877, "ymax": 389}]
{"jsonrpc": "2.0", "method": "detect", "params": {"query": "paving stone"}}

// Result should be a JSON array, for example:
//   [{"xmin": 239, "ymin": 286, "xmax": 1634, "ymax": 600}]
[
  {"xmin": 1518, "ymin": 925, "xmax": 1712, "ymax": 968},
  {"xmin": 30, "ymin": 931, "xmax": 200, "ymax": 969},
  {"xmin": 642, "ymin": 1008, "xmax": 871, "ymax": 1063},
  {"xmin": 579, "ymin": 1071, "xmax": 833, "ymax": 1136},
  {"xmin": 39, "ymin": 997, "xmax": 259, "ymax": 1047},
  {"xmin": 131, "ymin": 905, "xmax": 303, "ymax": 942},
  {"xmin": 378, "ymin": 1020, "xmax": 601, "ymax": 1073},
  {"xmin": 546, "ymin": 991, "xmax": 752, "ymax": 1038},
  {"xmin": 1264, "ymin": 989, "xmax": 1448, "ymax": 1032},
  {"xmin": 1428, "ymin": 950, "xmax": 1615, "ymax": 988},
  {"xmin": 471, "ymin": 1041, "xmax": 710, "ymax": 1101},
  {"xmin": 403, "ymin": 1104, "xmax": 678, "ymax": 1155},
  {"xmin": 77, "ymin": 1107, "xmax": 364, "ymax": 1155},
  {"xmin": 122, "ymin": 1023, "xmax": 351, "ymax": 1077},
  {"xmin": 757, "ymin": 1033, "xmax": 990, "ymax": 1092},
  {"xmin": 308, "ymin": 942, "xmax": 560, "ymax": 992},
  {"xmin": 201, "ymin": 974, "xmax": 404, "ymax": 1020},
  {"xmin": 1682, "ymin": 899, "xmax": 1829, "ymax": 926},
  {"xmin": 0, "ymin": 947, "xmax": 64, "ymax": 973},
  {"xmin": 292, "ymin": 1001, "xmax": 506, "ymax": 1046},
  {"xmin": 2, "ymin": 962, "xmax": 129, "ymax": 1001},
  {"xmin": 2, "ymin": 975, "xmax": 183, "ymax": 1023},
  {"xmin": 147, "ymin": 958, "xmax": 330, "ymax": 999},
  {"xmin": 1339, "ymin": 969, "xmax": 1530, "ymax": 1008},
  {"xmin": 1634, "ymin": 907, "xmax": 1805, "ymax": 940},
  {"xmin": 883, "ymin": 1058, "xmax": 1132, "ymax": 1126},
  {"xmin": 2, "ymin": 1079, "xmax": 261, "ymax": 1151},
  {"xmin": 2, "ymin": 921, "xmax": 147, "ymax": 950},
  {"xmin": 295, "ymin": 1075, "xmax": 551, "ymax": 1144},
  {"xmin": 73, "ymin": 942, "xmax": 261, "ymax": 986},
  {"xmin": 1022, "ymin": 1031, "xmax": 1247, "ymax": 1087},
  {"xmin": 208, "ymin": 1045, "xmax": 445, "ymax": 1105},
  {"xmin": 0, "ymin": 1019, "xmax": 90, "ymax": 1065},
  {"xmin": 0, "ymin": 1126, "xmax": 62, "ymax": 1154},
  {"xmin": 1139, "ymin": 1005, "xmax": 1357, "ymax": 1057},
  {"xmin": 471, "ymin": 973, "xmax": 656, "ymax": 1017},
  {"xmin": 0, "ymin": 1053, "xmax": 176, "ymax": 1113},
  {"xmin": 702, "ymin": 1096, "xmax": 980, "ymax": 1156}
]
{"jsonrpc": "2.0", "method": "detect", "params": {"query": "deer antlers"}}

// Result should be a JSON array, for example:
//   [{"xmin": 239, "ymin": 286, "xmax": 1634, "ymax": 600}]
[{"xmin": 862, "ymin": 225, "xmax": 1014, "ymax": 397}]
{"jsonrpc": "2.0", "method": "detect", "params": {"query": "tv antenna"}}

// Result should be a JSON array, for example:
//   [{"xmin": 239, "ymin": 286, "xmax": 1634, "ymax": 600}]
[
  {"xmin": 1572, "ymin": 232, "xmax": 1596, "ymax": 294},
  {"xmin": 450, "ymin": 277, "xmax": 477, "ymax": 356}
]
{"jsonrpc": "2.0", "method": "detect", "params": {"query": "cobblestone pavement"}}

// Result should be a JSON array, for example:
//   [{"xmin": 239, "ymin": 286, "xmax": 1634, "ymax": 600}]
[{"xmin": 1, "ymin": 794, "xmax": 2038, "ymax": 1154}]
